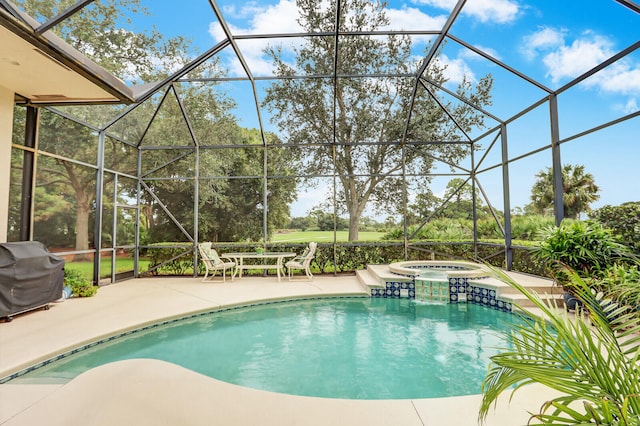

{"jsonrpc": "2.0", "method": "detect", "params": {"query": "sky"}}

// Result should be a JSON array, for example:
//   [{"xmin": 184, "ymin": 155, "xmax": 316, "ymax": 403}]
[{"xmin": 116, "ymin": 0, "xmax": 640, "ymax": 217}]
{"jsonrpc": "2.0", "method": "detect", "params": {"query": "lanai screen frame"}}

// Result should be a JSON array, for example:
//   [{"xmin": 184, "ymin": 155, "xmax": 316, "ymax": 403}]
[{"xmin": 6, "ymin": 0, "xmax": 640, "ymax": 284}]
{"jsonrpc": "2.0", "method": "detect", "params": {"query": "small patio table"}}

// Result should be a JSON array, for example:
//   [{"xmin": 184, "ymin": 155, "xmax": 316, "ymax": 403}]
[{"xmin": 222, "ymin": 252, "xmax": 296, "ymax": 282}]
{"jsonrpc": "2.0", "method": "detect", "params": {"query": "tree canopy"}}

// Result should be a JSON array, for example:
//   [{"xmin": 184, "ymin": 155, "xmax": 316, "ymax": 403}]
[
  {"xmin": 528, "ymin": 164, "xmax": 600, "ymax": 220},
  {"xmin": 12, "ymin": 0, "xmax": 297, "ymax": 252},
  {"xmin": 263, "ymin": 0, "xmax": 493, "ymax": 241}
]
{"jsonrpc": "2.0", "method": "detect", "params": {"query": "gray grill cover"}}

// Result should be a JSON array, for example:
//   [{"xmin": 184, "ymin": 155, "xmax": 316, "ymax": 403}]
[{"xmin": 0, "ymin": 241, "xmax": 65, "ymax": 318}]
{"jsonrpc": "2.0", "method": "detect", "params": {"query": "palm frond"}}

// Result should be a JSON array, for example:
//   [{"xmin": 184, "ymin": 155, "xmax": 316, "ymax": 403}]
[{"xmin": 479, "ymin": 266, "xmax": 640, "ymax": 425}]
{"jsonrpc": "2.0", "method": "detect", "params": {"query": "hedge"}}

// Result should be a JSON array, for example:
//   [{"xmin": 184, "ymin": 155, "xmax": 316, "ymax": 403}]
[{"xmin": 141, "ymin": 241, "xmax": 547, "ymax": 278}]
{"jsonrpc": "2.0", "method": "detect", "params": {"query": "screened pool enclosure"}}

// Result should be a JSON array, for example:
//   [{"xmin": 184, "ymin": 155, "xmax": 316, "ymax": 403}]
[{"xmin": 1, "ymin": 0, "xmax": 639, "ymax": 284}]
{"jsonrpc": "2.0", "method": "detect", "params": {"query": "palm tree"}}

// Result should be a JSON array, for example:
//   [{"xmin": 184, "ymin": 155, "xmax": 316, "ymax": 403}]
[
  {"xmin": 479, "ymin": 268, "xmax": 640, "ymax": 425},
  {"xmin": 529, "ymin": 164, "xmax": 600, "ymax": 219}
]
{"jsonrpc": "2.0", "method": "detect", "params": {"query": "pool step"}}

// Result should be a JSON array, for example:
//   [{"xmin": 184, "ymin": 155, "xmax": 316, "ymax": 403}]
[
  {"xmin": 355, "ymin": 269, "xmax": 381, "ymax": 291},
  {"xmin": 356, "ymin": 265, "xmax": 413, "ymax": 289},
  {"xmin": 498, "ymin": 291, "xmax": 565, "ymax": 309},
  {"xmin": 356, "ymin": 265, "xmax": 417, "ymax": 296},
  {"xmin": 471, "ymin": 273, "xmax": 564, "ymax": 309}
]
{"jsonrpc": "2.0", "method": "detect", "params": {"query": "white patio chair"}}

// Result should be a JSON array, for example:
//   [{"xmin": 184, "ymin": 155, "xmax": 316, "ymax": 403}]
[
  {"xmin": 198, "ymin": 242, "xmax": 235, "ymax": 282},
  {"xmin": 285, "ymin": 242, "xmax": 317, "ymax": 281}
]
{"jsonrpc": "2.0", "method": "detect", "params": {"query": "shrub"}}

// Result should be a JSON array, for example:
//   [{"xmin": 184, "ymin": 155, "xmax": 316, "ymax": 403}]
[
  {"xmin": 597, "ymin": 264, "xmax": 640, "ymax": 311},
  {"xmin": 510, "ymin": 215, "xmax": 557, "ymax": 240},
  {"xmin": 386, "ymin": 215, "xmax": 557, "ymax": 242},
  {"xmin": 532, "ymin": 220, "xmax": 633, "ymax": 287},
  {"xmin": 143, "ymin": 241, "xmax": 539, "ymax": 276},
  {"xmin": 146, "ymin": 244, "xmax": 195, "ymax": 275},
  {"xmin": 64, "ymin": 268, "xmax": 98, "ymax": 297},
  {"xmin": 590, "ymin": 201, "xmax": 640, "ymax": 254}
]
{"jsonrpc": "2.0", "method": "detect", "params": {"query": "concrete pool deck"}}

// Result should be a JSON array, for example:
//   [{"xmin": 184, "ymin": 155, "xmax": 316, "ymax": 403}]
[{"xmin": 0, "ymin": 274, "xmax": 560, "ymax": 425}]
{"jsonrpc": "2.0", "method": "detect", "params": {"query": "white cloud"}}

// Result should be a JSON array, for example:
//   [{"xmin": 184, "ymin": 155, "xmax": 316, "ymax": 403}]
[
  {"xmin": 542, "ymin": 35, "xmax": 612, "ymax": 83},
  {"xmin": 384, "ymin": 6, "xmax": 447, "ymax": 35},
  {"xmin": 237, "ymin": 0, "xmax": 303, "ymax": 35},
  {"xmin": 221, "ymin": 2, "xmax": 264, "ymax": 20},
  {"xmin": 591, "ymin": 62, "xmax": 640, "ymax": 95},
  {"xmin": 614, "ymin": 98, "xmax": 639, "ymax": 114},
  {"xmin": 522, "ymin": 28, "xmax": 640, "ymax": 98},
  {"xmin": 209, "ymin": 0, "xmax": 303, "ymax": 76},
  {"xmin": 463, "ymin": 0, "xmax": 519, "ymax": 23},
  {"xmin": 412, "ymin": 0, "xmax": 520, "ymax": 24},
  {"xmin": 521, "ymin": 26, "xmax": 565, "ymax": 60},
  {"xmin": 430, "ymin": 54, "xmax": 475, "ymax": 85}
]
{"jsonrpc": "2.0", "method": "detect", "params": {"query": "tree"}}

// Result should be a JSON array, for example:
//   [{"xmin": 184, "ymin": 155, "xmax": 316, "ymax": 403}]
[
  {"xmin": 15, "ymin": 0, "xmax": 193, "ymax": 256},
  {"xmin": 16, "ymin": 0, "xmax": 190, "ymax": 83},
  {"xmin": 263, "ymin": 0, "xmax": 493, "ymax": 241},
  {"xmin": 408, "ymin": 178, "xmax": 493, "ymax": 224},
  {"xmin": 310, "ymin": 209, "xmax": 349, "ymax": 232},
  {"xmin": 437, "ymin": 178, "xmax": 492, "ymax": 220},
  {"xmin": 290, "ymin": 216, "xmax": 315, "ymax": 231},
  {"xmin": 529, "ymin": 164, "xmax": 600, "ymax": 219},
  {"xmin": 143, "ymin": 125, "xmax": 297, "ymax": 243},
  {"xmin": 590, "ymin": 201, "xmax": 640, "ymax": 254}
]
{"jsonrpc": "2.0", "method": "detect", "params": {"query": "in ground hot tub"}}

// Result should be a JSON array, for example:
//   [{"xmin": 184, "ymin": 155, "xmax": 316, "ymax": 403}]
[{"xmin": 370, "ymin": 260, "xmax": 512, "ymax": 311}]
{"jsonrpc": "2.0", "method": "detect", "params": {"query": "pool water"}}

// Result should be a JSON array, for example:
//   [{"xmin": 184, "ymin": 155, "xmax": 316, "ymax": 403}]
[
  {"xmin": 13, "ymin": 298, "xmax": 520, "ymax": 399},
  {"xmin": 419, "ymin": 269, "xmax": 449, "ymax": 280}
]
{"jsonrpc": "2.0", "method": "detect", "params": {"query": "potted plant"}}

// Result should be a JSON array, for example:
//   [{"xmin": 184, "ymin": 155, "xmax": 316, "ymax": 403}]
[{"xmin": 64, "ymin": 269, "xmax": 98, "ymax": 297}]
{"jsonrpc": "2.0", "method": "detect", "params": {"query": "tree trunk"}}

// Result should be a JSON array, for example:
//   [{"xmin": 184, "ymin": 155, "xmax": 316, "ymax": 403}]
[
  {"xmin": 347, "ymin": 195, "xmax": 368, "ymax": 241},
  {"xmin": 348, "ymin": 214, "xmax": 359, "ymax": 241},
  {"xmin": 63, "ymin": 162, "xmax": 93, "ymax": 261},
  {"xmin": 74, "ymin": 201, "xmax": 91, "ymax": 261}
]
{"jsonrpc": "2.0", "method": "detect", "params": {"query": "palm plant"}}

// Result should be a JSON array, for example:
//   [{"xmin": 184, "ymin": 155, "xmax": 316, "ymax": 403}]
[
  {"xmin": 529, "ymin": 164, "xmax": 600, "ymax": 219},
  {"xmin": 479, "ymin": 268, "xmax": 640, "ymax": 425},
  {"xmin": 597, "ymin": 264, "xmax": 640, "ymax": 312}
]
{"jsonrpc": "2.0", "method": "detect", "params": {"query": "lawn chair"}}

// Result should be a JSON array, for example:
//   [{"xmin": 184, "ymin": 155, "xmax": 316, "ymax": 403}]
[
  {"xmin": 285, "ymin": 242, "xmax": 317, "ymax": 281},
  {"xmin": 198, "ymin": 242, "xmax": 235, "ymax": 282}
]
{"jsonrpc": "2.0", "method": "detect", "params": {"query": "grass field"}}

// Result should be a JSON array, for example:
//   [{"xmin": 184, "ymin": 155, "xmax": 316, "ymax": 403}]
[
  {"xmin": 271, "ymin": 230, "xmax": 385, "ymax": 242},
  {"xmin": 65, "ymin": 258, "xmax": 152, "ymax": 280}
]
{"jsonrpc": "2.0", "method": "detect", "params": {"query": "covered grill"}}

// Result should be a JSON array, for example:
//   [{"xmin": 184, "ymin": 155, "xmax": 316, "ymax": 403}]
[{"xmin": 0, "ymin": 241, "xmax": 65, "ymax": 321}]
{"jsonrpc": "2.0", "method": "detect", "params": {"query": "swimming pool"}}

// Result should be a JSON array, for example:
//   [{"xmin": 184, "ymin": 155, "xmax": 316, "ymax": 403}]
[{"xmin": 11, "ymin": 298, "xmax": 520, "ymax": 399}]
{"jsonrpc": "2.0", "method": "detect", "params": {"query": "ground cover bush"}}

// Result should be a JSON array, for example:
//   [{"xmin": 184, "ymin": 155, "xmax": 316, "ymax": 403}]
[
  {"xmin": 533, "ymin": 219, "xmax": 640, "ymax": 322},
  {"xmin": 64, "ymin": 258, "xmax": 151, "ymax": 280}
]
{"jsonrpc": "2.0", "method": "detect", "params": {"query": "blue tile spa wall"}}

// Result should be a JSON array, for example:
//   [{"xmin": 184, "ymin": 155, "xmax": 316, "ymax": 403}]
[
  {"xmin": 371, "ymin": 277, "xmax": 512, "ymax": 313},
  {"xmin": 370, "ymin": 281, "xmax": 415, "ymax": 299},
  {"xmin": 449, "ymin": 278, "xmax": 512, "ymax": 312}
]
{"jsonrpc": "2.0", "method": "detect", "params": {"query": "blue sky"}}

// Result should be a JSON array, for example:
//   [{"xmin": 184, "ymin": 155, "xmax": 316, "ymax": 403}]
[{"xmin": 131, "ymin": 0, "xmax": 639, "ymax": 218}]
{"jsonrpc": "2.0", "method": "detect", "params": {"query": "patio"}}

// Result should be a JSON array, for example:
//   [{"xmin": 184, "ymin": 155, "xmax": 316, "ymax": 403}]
[{"xmin": 0, "ymin": 275, "xmax": 558, "ymax": 426}]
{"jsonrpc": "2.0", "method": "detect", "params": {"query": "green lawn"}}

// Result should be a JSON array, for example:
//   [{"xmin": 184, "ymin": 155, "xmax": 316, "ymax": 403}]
[
  {"xmin": 65, "ymin": 258, "xmax": 152, "ymax": 280},
  {"xmin": 271, "ymin": 230, "xmax": 386, "ymax": 242}
]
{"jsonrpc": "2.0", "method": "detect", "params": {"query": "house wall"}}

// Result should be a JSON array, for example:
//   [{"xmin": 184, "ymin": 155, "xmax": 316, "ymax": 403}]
[{"xmin": 0, "ymin": 85, "xmax": 14, "ymax": 243}]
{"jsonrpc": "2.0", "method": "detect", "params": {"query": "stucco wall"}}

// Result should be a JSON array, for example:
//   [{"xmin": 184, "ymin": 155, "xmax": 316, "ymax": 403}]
[{"xmin": 0, "ymin": 85, "xmax": 14, "ymax": 242}]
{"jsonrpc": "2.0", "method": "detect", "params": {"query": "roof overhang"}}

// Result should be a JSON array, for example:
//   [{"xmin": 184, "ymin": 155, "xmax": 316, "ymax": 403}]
[{"xmin": 0, "ymin": 3, "xmax": 134, "ymax": 106}]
